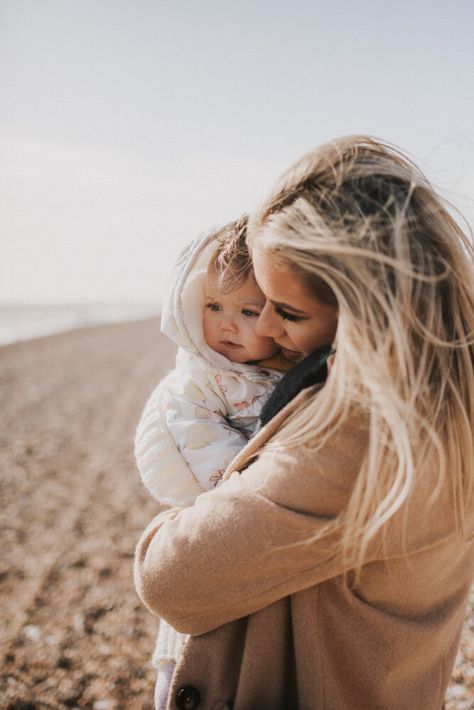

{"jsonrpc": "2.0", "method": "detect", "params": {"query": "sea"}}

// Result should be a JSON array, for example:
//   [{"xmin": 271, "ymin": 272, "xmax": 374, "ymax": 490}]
[{"xmin": 0, "ymin": 302, "xmax": 160, "ymax": 347}]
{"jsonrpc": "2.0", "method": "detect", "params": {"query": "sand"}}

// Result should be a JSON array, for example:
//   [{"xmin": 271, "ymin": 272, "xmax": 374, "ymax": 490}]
[
  {"xmin": 0, "ymin": 319, "xmax": 172, "ymax": 709},
  {"xmin": 0, "ymin": 319, "xmax": 473, "ymax": 709}
]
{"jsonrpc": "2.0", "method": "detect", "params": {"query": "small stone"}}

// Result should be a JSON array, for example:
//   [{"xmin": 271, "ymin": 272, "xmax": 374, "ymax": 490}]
[
  {"xmin": 71, "ymin": 557, "xmax": 86, "ymax": 569},
  {"xmin": 57, "ymin": 656, "xmax": 73, "ymax": 670},
  {"xmin": 24, "ymin": 624, "xmax": 41, "ymax": 642},
  {"xmin": 93, "ymin": 701, "xmax": 113, "ymax": 710},
  {"xmin": 46, "ymin": 632, "xmax": 61, "ymax": 645},
  {"xmin": 447, "ymin": 683, "xmax": 467, "ymax": 700},
  {"xmin": 463, "ymin": 666, "xmax": 474, "ymax": 680},
  {"xmin": 72, "ymin": 613, "xmax": 84, "ymax": 632}
]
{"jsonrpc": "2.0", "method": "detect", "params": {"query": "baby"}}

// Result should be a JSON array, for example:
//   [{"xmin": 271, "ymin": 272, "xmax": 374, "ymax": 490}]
[{"xmin": 134, "ymin": 216, "xmax": 292, "ymax": 708}]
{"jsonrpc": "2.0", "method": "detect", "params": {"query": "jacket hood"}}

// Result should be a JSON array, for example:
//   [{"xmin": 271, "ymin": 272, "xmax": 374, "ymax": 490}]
[{"xmin": 161, "ymin": 227, "xmax": 260, "ymax": 373}]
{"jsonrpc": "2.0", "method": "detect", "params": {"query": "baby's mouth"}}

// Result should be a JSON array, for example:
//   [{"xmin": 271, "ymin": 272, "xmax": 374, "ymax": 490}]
[{"xmin": 220, "ymin": 340, "xmax": 242, "ymax": 347}]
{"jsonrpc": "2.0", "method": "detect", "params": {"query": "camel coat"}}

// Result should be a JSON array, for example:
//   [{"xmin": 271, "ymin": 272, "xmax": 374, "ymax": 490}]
[{"xmin": 135, "ymin": 386, "xmax": 474, "ymax": 709}]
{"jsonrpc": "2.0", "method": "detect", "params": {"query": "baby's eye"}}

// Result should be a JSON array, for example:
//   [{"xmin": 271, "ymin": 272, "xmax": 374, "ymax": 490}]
[
  {"xmin": 206, "ymin": 303, "xmax": 221, "ymax": 312},
  {"xmin": 241, "ymin": 308, "xmax": 259, "ymax": 318}
]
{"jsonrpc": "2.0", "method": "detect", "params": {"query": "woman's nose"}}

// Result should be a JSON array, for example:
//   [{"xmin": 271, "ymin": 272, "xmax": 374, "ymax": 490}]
[{"xmin": 255, "ymin": 302, "xmax": 283, "ymax": 338}]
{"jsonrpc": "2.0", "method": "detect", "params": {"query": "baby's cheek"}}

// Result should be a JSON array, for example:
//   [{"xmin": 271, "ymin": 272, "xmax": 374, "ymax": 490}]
[
  {"xmin": 202, "ymin": 314, "xmax": 215, "ymax": 342},
  {"xmin": 244, "ymin": 318, "xmax": 260, "ymax": 339}
]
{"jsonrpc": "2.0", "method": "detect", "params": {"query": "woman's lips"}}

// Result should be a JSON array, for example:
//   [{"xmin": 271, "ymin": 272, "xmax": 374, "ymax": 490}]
[{"xmin": 278, "ymin": 345, "xmax": 304, "ymax": 362}]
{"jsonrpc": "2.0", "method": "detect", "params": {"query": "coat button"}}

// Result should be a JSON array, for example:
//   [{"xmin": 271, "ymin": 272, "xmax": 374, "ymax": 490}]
[{"xmin": 175, "ymin": 685, "xmax": 201, "ymax": 710}]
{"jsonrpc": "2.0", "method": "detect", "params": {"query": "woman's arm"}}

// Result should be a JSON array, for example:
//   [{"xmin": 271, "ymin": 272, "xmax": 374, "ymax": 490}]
[{"xmin": 134, "ymin": 418, "xmax": 368, "ymax": 635}]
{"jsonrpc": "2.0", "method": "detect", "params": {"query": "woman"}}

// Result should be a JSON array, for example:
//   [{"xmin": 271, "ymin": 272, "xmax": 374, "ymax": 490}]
[{"xmin": 135, "ymin": 136, "xmax": 474, "ymax": 709}]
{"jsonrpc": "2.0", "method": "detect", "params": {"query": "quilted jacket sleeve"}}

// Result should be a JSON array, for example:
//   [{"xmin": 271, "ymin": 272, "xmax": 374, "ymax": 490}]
[
  {"xmin": 135, "ymin": 359, "xmax": 250, "ymax": 505},
  {"xmin": 134, "ymin": 375, "xmax": 204, "ymax": 507},
  {"xmin": 164, "ymin": 387, "xmax": 249, "ymax": 491}
]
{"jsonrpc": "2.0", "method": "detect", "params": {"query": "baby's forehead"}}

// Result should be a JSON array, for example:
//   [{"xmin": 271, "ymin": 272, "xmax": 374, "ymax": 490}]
[{"xmin": 204, "ymin": 269, "xmax": 264, "ymax": 305}]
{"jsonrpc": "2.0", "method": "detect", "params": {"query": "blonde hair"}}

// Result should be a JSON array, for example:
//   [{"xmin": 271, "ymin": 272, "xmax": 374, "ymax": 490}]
[
  {"xmin": 249, "ymin": 135, "xmax": 474, "ymax": 573},
  {"xmin": 210, "ymin": 214, "xmax": 251, "ymax": 293}
]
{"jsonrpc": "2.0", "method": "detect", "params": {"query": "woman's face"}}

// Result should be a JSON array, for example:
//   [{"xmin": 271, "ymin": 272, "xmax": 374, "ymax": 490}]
[{"xmin": 252, "ymin": 246, "xmax": 338, "ymax": 362}]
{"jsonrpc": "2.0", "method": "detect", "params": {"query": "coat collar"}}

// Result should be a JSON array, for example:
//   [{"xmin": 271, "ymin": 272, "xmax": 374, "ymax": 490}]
[{"xmin": 223, "ymin": 383, "xmax": 324, "ymax": 478}]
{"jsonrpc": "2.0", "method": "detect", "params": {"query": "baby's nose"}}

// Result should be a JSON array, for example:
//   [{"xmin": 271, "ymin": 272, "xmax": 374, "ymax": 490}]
[{"xmin": 221, "ymin": 317, "xmax": 237, "ymax": 332}]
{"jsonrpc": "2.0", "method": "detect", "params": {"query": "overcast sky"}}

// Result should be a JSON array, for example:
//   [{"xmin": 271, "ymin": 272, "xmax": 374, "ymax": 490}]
[{"xmin": 1, "ymin": 0, "xmax": 473, "ymax": 304}]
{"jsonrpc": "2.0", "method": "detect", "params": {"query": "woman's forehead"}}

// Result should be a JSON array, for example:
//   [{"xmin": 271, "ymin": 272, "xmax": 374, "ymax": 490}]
[
  {"xmin": 252, "ymin": 248, "xmax": 295, "ymax": 296},
  {"xmin": 252, "ymin": 247, "xmax": 328, "ymax": 313}
]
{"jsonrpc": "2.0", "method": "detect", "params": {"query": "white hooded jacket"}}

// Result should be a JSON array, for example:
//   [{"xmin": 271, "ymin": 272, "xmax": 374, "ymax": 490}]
[
  {"xmin": 134, "ymin": 228, "xmax": 287, "ymax": 669},
  {"xmin": 135, "ymin": 228, "xmax": 285, "ymax": 508}
]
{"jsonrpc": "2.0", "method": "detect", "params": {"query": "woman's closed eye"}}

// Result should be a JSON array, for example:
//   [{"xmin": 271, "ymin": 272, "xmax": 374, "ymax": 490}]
[{"xmin": 275, "ymin": 305, "xmax": 303, "ymax": 322}]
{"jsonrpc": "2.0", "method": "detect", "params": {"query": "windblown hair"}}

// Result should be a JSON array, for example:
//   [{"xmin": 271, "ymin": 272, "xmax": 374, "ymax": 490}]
[
  {"xmin": 248, "ymin": 135, "xmax": 474, "ymax": 573},
  {"xmin": 211, "ymin": 214, "xmax": 251, "ymax": 293}
]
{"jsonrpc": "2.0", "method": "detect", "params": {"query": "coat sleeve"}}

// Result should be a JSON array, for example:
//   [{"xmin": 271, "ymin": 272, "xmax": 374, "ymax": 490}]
[{"xmin": 134, "ymin": 420, "xmax": 370, "ymax": 635}]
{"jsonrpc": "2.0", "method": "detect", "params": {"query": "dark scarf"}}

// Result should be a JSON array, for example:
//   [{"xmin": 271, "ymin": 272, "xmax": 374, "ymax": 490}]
[{"xmin": 259, "ymin": 345, "xmax": 332, "ymax": 426}]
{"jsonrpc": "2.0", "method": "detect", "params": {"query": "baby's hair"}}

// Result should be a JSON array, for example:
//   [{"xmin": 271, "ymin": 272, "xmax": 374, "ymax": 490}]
[{"xmin": 211, "ymin": 215, "xmax": 251, "ymax": 294}]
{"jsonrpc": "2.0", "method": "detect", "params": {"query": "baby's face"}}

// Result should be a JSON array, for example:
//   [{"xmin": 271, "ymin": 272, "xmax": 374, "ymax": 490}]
[{"xmin": 203, "ymin": 269, "xmax": 279, "ymax": 363}]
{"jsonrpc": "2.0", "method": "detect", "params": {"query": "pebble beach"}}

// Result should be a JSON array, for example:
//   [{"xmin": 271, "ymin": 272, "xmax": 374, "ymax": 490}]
[{"xmin": 0, "ymin": 319, "xmax": 473, "ymax": 708}]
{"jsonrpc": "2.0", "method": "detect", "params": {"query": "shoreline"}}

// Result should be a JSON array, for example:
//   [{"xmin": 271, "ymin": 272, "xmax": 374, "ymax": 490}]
[{"xmin": 0, "ymin": 304, "xmax": 161, "ymax": 348}]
